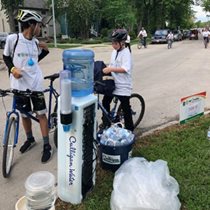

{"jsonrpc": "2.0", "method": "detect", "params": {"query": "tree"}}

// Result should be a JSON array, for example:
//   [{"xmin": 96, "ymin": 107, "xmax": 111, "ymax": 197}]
[
  {"xmin": 1, "ymin": 0, "xmax": 23, "ymax": 32},
  {"xmin": 202, "ymin": 0, "xmax": 210, "ymax": 12},
  {"xmin": 51, "ymin": 0, "xmax": 100, "ymax": 38},
  {"xmin": 102, "ymin": 0, "xmax": 136, "ymax": 30}
]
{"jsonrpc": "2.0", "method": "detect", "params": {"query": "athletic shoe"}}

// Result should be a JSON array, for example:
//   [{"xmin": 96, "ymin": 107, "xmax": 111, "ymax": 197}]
[
  {"xmin": 19, "ymin": 138, "xmax": 36, "ymax": 153},
  {"xmin": 41, "ymin": 144, "xmax": 53, "ymax": 163}
]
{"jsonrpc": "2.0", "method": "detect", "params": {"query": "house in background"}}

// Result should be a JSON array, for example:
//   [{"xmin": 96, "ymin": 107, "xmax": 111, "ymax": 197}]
[
  {"xmin": 0, "ymin": 2, "xmax": 10, "ymax": 33},
  {"xmin": 0, "ymin": 0, "xmax": 61, "ymax": 38}
]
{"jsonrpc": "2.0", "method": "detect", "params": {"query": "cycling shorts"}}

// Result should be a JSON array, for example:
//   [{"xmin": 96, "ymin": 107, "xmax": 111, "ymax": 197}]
[{"xmin": 15, "ymin": 92, "xmax": 47, "ymax": 117}]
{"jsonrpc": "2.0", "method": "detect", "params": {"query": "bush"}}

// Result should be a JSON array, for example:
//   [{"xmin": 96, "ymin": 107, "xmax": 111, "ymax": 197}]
[{"xmin": 100, "ymin": 28, "xmax": 109, "ymax": 38}]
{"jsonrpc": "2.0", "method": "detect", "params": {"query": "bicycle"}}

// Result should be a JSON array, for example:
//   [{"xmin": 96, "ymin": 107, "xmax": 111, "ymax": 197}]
[
  {"xmin": 0, "ymin": 73, "xmax": 59, "ymax": 178},
  {"xmin": 97, "ymin": 93, "xmax": 145, "ymax": 136}
]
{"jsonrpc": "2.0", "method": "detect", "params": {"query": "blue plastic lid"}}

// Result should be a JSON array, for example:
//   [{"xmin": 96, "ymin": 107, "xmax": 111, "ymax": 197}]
[{"xmin": 62, "ymin": 49, "xmax": 94, "ymax": 60}]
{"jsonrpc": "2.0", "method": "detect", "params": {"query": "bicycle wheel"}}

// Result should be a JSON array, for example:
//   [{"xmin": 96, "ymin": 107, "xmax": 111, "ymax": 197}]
[
  {"xmin": 137, "ymin": 41, "xmax": 142, "ymax": 49},
  {"xmin": 2, "ymin": 117, "xmax": 17, "ymax": 178},
  {"xmin": 117, "ymin": 93, "xmax": 145, "ymax": 129}
]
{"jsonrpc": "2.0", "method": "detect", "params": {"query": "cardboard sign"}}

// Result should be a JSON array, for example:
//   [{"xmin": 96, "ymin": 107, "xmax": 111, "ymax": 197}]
[{"xmin": 180, "ymin": 92, "xmax": 206, "ymax": 124}]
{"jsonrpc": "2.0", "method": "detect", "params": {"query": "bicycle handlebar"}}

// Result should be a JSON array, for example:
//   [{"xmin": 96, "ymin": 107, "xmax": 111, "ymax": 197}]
[
  {"xmin": 0, "ymin": 89, "xmax": 43, "ymax": 97},
  {"xmin": 0, "ymin": 73, "xmax": 60, "ymax": 98}
]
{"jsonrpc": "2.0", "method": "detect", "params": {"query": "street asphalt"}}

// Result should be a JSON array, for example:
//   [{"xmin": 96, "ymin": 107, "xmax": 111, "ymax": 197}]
[{"xmin": 1, "ymin": 37, "xmax": 210, "ymax": 209}]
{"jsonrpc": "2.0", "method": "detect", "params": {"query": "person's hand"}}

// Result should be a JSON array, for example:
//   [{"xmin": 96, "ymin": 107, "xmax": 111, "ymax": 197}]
[
  {"xmin": 38, "ymin": 41, "xmax": 48, "ymax": 51},
  {"xmin": 11, "ymin": 67, "xmax": 22, "ymax": 79},
  {"xmin": 103, "ymin": 67, "xmax": 111, "ymax": 74}
]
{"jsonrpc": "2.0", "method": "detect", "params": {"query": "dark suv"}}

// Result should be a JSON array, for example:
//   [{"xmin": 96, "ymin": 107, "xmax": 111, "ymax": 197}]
[
  {"xmin": 0, "ymin": 32, "xmax": 8, "ymax": 49},
  {"xmin": 151, "ymin": 29, "xmax": 169, "ymax": 44}
]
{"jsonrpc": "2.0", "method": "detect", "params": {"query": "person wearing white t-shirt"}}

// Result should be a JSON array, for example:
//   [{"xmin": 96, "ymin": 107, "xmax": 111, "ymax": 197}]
[
  {"xmin": 202, "ymin": 28, "xmax": 210, "ymax": 48},
  {"xmin": 102, "ymin": 29, "xmax": 134, "ymax": 131},
  {"xmin": 3, "ymin": 10, "xmax": 52, "ymax": 163},
  {"xmin": 125, "ymin": 34, "xmax": 131, "ymax": 52},
  {"xmin": 137, "ymin": 27, "xmax": 147, "ymax": 48},
  {"xmin": 167, "ymin": 31, "xmax": 174, "ymax": 49}
]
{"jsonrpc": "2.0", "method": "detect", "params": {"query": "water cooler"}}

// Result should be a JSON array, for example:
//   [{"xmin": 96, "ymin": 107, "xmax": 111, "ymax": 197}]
[{"xmin": 57, "ymin": 49, "xmax": 97, "ymax": 204}]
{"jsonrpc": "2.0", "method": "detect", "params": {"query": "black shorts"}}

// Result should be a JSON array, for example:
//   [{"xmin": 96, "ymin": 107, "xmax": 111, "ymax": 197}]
[{"xmin": 15, "ymin": 92, "xmax": 47, "ymax": 117}]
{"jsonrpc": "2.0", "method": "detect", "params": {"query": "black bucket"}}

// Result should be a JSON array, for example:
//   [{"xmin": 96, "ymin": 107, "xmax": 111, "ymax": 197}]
[{"xmin": 99, "ymin": 137, "xmax": 135, "ymax": 172}]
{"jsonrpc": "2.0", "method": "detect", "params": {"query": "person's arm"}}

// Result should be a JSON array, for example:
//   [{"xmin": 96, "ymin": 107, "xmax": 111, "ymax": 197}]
[
  {"xmin": 103, "ymin": 66, "xmax": 126, "ymax": 74},
  {"xmin": 3, "ymin": 55, "xmax": 22, "ymax": 78},
  {"xmin": 137, "ymin": 31, "xmax": 141, "ymax": 38},
  {"xmin": 3, "ymin": 55, "xmax": 13, "ymax": 72},
  {"xmin": 3, "ymin": 34, "xmax": 22, "ymax": 78},
  {"xmin": 38, "ymin": 41, "xmax": 49, "ymax": 62},
  {"xmin": 38, "ymin": 49, "xmax": 49, "ymax": 62}
]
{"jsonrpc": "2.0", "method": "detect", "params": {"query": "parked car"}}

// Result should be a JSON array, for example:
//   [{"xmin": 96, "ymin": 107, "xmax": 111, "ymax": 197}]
[
  {"xmin": 151, "ymin": 29, "xmax": 169, "ymax": 44},
  {"xmin": 189, "ymin": 29, "xmax": 198, "ymax": 40},
  {"xmin": 182, "ymin": 30, "xmax": 191, "ymax": 39},
  {"xmin": 173, "ymin": 30, "xmax": 183, "ymax": 41},
  {"xmin": 0, "ymin": 32, "xmax": 8, "ymax": 49}
]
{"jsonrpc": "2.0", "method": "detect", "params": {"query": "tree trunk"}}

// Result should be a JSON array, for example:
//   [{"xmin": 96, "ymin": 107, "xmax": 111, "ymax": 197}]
[{"xmin": 8, "ymin": 11, "xmax": 16, "ymax": 32}]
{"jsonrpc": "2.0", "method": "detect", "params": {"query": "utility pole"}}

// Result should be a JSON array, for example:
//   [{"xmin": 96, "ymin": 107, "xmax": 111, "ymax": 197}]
[{"xmin": 52, "ymin": 0, "xmax": 57, "ymax": 47}]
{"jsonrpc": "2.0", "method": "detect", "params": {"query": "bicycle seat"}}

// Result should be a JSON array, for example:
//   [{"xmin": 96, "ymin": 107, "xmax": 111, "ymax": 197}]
[{"xmin": 44, "ymin": 73, "xmax": 59, "ymax": 81}]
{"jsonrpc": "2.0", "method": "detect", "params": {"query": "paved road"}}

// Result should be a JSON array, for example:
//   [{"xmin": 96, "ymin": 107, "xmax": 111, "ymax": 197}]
[{"xmin": 1, "ymin": 39, "xmax": 210, "ymax": 209}]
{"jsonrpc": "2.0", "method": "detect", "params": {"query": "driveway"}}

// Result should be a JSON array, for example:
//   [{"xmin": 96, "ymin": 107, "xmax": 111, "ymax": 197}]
[{"xmin": 0, "ymin": 38, "xmax": 210, "ymax": 209}]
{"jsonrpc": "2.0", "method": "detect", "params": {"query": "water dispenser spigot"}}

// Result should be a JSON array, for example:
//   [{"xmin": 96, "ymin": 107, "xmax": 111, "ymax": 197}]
[{"xmin": 60, "ymin": 70, "xmax": 72, "ymax": 132}]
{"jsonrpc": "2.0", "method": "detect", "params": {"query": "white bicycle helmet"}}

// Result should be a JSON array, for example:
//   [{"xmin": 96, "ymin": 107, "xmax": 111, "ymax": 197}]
[{"xmin": 16, "ymin": 9, "xmax": 42, "ymax": 23}]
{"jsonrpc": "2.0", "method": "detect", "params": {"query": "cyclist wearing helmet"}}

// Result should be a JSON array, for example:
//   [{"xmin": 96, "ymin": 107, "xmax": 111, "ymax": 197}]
[
  {"xmin": 102, "ymin": 29, "xmax": 134, "ymax": 131},
  {"xmin": 3, "ymin": 9, "xmax": 52, "ymax": 163},
  {"xmin": 137, "ymin": 27, "xmax": 147, "ymax": 48}
]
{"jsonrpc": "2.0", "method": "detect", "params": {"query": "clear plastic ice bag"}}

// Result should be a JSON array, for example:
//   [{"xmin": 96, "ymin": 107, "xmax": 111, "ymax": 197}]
[{"xmin": 110, "ymin": 157, "xmax": 181, "ymax": 210}]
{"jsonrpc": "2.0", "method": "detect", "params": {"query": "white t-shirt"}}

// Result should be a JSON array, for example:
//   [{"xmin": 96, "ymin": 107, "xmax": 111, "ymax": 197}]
[
  {"xmin": 125, "ymin": 35, "xmax": 130, "ymax": 43},
  {"xmin": 4, "ymin": 33, "xmax": 43, "ymax": 91},
  {"xmin": 167, "ymin": 33, "xmax": 174, "ymax": 40},
  {"xmin": 202, "ymin": 31, "xmax": 210, "ymax": 38},
  {"xmin": 109, "ymin": 47, "xmax": 132, "ymax": 96},
  {"xmin": 138, "ymin": 30, "xmax": 147, "ymax": 37}
]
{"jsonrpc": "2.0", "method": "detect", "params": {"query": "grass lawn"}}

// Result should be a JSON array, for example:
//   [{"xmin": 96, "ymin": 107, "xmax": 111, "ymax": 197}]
[
  {"xmin": 48, "ymin": 43, "xmax": 82, "ymax": 49},
  {"xmin": 55, "ymin": 114, "xmax": 210, "ymax": 210}
]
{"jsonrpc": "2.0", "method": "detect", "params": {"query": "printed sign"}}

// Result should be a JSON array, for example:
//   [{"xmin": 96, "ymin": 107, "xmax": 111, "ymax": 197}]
[
  {"xmin": 102, "ymin": 153, "xmax": 121, "ymax": 165},
  {"xmin": 180, "ymin": 91, "xmax": 206, "ymax": 124}
]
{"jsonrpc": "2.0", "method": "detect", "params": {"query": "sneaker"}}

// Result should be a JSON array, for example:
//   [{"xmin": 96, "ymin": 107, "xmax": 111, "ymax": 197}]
[
  {"xmin": 19, "ymin": 138, "xmax": 36, "ymax": 153},
  {"xmin": 41, "ymin": 144, "xmax": 53, "ymax": 163}
]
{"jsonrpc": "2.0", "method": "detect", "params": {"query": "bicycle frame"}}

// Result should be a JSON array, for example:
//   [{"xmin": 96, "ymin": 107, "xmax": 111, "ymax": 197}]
[
  {"xmin": 2, "ymin": 75, "xmax": 59, "ymax": 144},
  {"xmin": 43, "ymin": 80, "xmax": 59, "ymax": 129},
  {"xmin": 97, "ymin": 94, "xmax": 119, "ymax": 125}
]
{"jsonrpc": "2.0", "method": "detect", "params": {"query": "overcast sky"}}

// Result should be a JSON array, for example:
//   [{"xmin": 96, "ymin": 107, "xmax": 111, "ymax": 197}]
[{"xmin": 193, "ymin": 5, "xmax": 210, "ymax": 22}]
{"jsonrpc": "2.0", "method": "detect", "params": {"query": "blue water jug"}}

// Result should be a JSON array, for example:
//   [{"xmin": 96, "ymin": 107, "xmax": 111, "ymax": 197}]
[{"xmin": 62, "ymin": 49, "xmax": 95, "ymax": 97}]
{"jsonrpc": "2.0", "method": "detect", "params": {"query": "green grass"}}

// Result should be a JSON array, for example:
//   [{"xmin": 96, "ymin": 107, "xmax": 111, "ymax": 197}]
[
  {"xmin": 55, "ymin": 115, "xmax": 210, "ymax": 210},
  {"xmin": 48, "ymin": 43, "xmax": 82, "ymax": 49}
]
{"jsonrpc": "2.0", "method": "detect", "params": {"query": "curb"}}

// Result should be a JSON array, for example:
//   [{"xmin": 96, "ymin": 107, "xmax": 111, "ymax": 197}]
[{"xmin": 141, "ymin": 110, "xmax": 210, "ymax": 137}]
